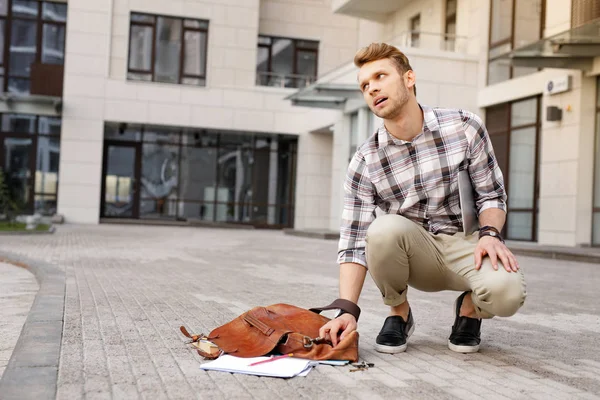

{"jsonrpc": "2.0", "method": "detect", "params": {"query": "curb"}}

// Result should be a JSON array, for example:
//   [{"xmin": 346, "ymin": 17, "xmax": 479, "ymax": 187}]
[{"xmin": 0, "ymin": 252, "xmax": 65, "ymax": 400}]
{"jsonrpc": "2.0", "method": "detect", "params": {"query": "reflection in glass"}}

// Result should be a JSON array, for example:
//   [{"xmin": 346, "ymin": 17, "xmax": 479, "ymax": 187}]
[
  {"xmin": 0, "ymin": 20, "xmax": 5, "ymax": 61},
  {"xmin": 295, "ymin": 50, "xmax": 316, "ymax": 87},
  {"xmin": 12, "ymin": 0, "xmax": 38, "ymax": 18},
  {"xmin": 143, "ymin": 127, "xmax": 180, "ymax": 143},
  {"xmin": 35, "ymin": 136, "xmax": 59, "ymax": 195},
  {"xmin": 514, "ymin": 0, "xmax": 542, "ymax": 48},
  {"xmin": 508, "ymin": 127, "xmax": 536, "ymax": 209},
  {"xmin": 511, "ymin": 98, "xmax": 538, "ymax": 127},
  {"xmin": 184, "ymin": 30, "xmax": 206, "ymax": 76},
  {"xmin": 490, "ymin": 0, "xmax": 513, "ymax": 44},
  {"xmin": 2, "ymin": 114, "xmax": 36, "ymax": 133},
  {"xmin": 3, "ymin": 137, "xmax": 33, "ymax": 209},
  {"xmin": 104, "ymin": 123, "xmax": 142, "ymax": 142},
  {"xmin": 34, "ymin": 194, "xmax": 56, "ymax": 216},
  {"xmin": 507, "ymin": 211, "xmax": 533, "ymax": 241},
  {"xmin": 104, "ymin": 146, "xmax": 136, "ymax": 217},
  {"xmin": 140, "ymin": 144, "xmax": 179, "ymax": 218},
  {"xmin": 7, "ymin": 77, "xmax": 29, "ymax": 94},
  {"xmin": 178, "ymin": 147, "xmax": 217, "ymax": 220},
  {"xmin": 129, "ymin": 25, "xmax": 153, "ymax": 71},
  {"xmin": 38, "ymin": 116, "xmax": 61, "ymax": 134},
  {"xmin": 10, "ymin": 19, "xmax": 37, "ymax": 77},
  {"xmin": 0, "ymin": 0, "xmax": 7, "ymax": 15},
  {"xmin": 488, "ymin": 58, "xmax": 511, "ymax": 85},
  {"xmin": 155, "ymin": 17, "xmax": 182, "ymax": 84},
  {"xmin": 42, "ymin": 2, "xmax": 67, "ymax": 22},
  {"xmin": 42, "ymin": 23, "xmax": 65, "ymax": 64},
  {"xmin": 217, "ymin": 147, "xmax": 252, "ymax": 222}
]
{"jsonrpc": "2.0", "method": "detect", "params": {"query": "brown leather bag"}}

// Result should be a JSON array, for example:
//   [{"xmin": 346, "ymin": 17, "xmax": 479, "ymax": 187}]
[{"xmin": 181, "ymin": 302, "xmax": 359, "ymax": 362}]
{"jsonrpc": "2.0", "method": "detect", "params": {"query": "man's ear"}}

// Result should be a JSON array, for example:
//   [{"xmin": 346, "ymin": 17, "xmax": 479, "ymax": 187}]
[{"xmin": 405, "ymin": 70, "xmax": 416, "ymax": 93}]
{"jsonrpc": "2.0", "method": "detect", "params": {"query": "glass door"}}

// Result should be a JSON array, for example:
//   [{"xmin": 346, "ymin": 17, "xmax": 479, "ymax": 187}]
[
  {"xmin": 1, "ymin": 135, "xmax": 36, "ymax": 214},
  {"xmin": 101, "ymin": 141, "xmax": 141, "ymax": 218}
]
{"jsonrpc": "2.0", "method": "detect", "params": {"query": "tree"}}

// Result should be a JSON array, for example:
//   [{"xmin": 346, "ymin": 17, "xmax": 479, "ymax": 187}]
[{"xmin": 0, "ymin": 168, "xmax": 18, "ymax": 225}]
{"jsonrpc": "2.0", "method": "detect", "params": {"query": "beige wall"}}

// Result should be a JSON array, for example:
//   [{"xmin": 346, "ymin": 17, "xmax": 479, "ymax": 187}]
[
  {"xmin": 259, "ymin": 0, "xmax": 359, "ymax": 77},
  {"xmin": 58, "ymin": 0, "xmax": 344, "ymax": 224},
  {"xmin": 545, "ymin": 0, "xmax": 571, "ymax": 37}
]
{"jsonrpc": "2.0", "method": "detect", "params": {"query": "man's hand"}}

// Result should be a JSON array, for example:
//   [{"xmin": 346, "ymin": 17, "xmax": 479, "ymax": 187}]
[
  {"xmin": 474, "ymin": 236, "xmax": 519, "ymax": 272},
  {"xmin": 318, "ymin": 314, "xmax": 357, "ymax": 347}
]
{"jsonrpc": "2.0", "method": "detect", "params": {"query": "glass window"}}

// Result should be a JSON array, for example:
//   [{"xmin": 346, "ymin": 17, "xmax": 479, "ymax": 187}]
[
  {"xmin": 42, "ymin": 23, "xmax": 65, "ymax": 64},
  {"xmin": 35, "ymin": 136, "xmax": 60, "ymax": 195},
  {"xmin": 349, "ymin": 112, "xmax": 359, "ymax": 159},
  {"xmin": 184, "ymin": 30, "xmax": 206, "ymax": 76},
  {"xmin": 488, "ymin": 58, "xmax": 511, "ymax": 86},
  {"xmin": 2, "ymin": 114, "xmax": 36, "ymax": 133},
  {"xmin": 511, "ymin": 98, "xmax": 538, "ymax": 127},
  {"xmin": 143, "ymin": 127, "xmax": 180, "ymax": 144},
  {"xmin": 0, "ymin": 0, "xmax": 7, "ymax": 15},
  {"xmin": 42, "ymin": 2, "xmax": 67, "ymax": 22},
  {"xmin": 38, "ymin": 116, "xmax": 61, "ymax": 134},
  {"xmin": 140, "ymin": 143, "xmax": 179, "ymax": 218},
  {"xmin": 514, "ymin": 0, "xmax": 542, "ymax": 48},
  {"xmin": 490, "ymin": 0, "xmax": 513, "ymax": 44},
  {"xmin": 128, "ymin": 13, "xmax": 208, "ymax": 85},
  {"xmin": 104, "ymin": 123, "xmax": 142, "ymax": 141},
  {"xmin": 508, "ymin": 127, "xmax": 536, "ymax": 209},
  {"xmin": 129, "ymin": 25, "xmax": 153, "ymax": 71},
  {"xmin": 507, "ymin": 211, "xmax": 533, "ymax": 241},
  {"xmin": 12, "ymin": 0, "xmax": 38, "ymax": 18},
  {"xmin": 10, "ymin": 19, "xmax": 37, "ymax": 77},
  {"xmin": 256, "ymin": 35, "xmax": 319, "ymax": 89},
  {"xmin": 0, "ymin": 20, "xmax": 5, "ymax": 66},
  {"xmin": 178, "ymin": 147, "xmax": 217, "ymax": 202},
  {"xmin": 154, "ymin": 17, "xmax": 182, "ymax": 84}
]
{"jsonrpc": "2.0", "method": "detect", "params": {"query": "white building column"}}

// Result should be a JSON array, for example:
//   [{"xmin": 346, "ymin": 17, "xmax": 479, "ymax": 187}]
[
  {"xmin": 538, "ymin": 71, "xmax": 597, "ymax": 246},
  {"xmin": 57, "ymin": 0, "xmax": 111, "ymax": 223}
]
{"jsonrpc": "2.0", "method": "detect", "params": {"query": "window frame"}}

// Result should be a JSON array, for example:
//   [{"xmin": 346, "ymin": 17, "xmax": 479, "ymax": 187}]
[
  {"xmin": 487, "ymin": 0, "xmax": 546, "ymax": 85},
  {"xmin": 127, "ymin": 12, "xmax": 209, "ymax": 86},
  {"xmin": 1, "ymin": 0, "xmax": 67, "ymax": 93},
  {"xmin": 410, "ymin": 14, "xmax": 421, "ymax": 47},
  {"xmin": 256, "ymin": 35, "xmax": 319, "ymax": 89},
  {"xmin": 485, "ymin": 95, "xmax": 542, "ymax": 242},
  {"xmin": 444, "ymin": 0, "xmax": 457, "ymax": 50}
]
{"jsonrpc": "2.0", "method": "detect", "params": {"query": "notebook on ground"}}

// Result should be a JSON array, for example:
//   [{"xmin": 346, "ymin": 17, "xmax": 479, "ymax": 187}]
[{"xmin": 200, "ymin": 355, "xmax": 316, "ymax": 378}]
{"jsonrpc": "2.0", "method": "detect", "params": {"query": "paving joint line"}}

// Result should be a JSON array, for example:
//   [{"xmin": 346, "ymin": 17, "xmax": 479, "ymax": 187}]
[{"xmin": 0, "ymin": 251, "xmax": 66, "ymax": 400}]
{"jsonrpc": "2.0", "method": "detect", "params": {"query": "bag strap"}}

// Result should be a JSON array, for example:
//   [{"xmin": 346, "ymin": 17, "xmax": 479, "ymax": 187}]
[{"xmin": 309, "ymin": 299, "xmax": 361, "ymax": 322}]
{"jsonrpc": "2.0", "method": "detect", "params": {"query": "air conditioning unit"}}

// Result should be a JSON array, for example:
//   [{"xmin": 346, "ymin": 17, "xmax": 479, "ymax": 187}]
[{"xmin": 545, "ymin": 75, "xmax": 572, "ymax": 95}]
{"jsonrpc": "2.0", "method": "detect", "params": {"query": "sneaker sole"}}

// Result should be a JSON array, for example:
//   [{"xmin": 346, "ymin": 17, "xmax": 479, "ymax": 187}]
[
  {"xmin": 374, "ymin": 323, "xmax": 415, "ymax": 354},
  {"xmin": 447, "ymin": 340, "xmax": 480, "ymax": 353}
]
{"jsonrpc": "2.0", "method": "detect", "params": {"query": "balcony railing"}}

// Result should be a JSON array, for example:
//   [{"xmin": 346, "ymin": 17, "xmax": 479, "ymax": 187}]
[
  {"xmin": 256, "ymin": 71, "xmax": 317, "ymax": 89},
  {"xmin": 391, "ymin": 31, "xmax": 469, "ymax": 54}
]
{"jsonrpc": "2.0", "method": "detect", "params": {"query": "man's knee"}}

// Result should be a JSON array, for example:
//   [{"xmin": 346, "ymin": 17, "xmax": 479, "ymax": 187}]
[
  {"xmin": 366, "ymin": 214, "xmax": 419, "ymax": 247},
  {"xmin": 473, "ymin": 266, "xmax": 526, "ymax": 318}
]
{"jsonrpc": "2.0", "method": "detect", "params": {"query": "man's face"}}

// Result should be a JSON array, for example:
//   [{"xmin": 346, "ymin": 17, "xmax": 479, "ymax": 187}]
[{"xmin": 357, "ymin": 58, "xmax": 413, "ymax": 119}]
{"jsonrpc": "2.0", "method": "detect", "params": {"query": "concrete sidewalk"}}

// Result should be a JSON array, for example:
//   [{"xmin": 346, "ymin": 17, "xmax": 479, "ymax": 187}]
[{"xmin": 0, "ymin": 224, "xmax": 599, "ymax": 399}]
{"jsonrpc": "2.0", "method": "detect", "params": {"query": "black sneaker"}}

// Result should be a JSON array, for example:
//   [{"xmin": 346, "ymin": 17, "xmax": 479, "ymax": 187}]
[
  {"xmin": 448, "ymin": 291, "xmax": 481, "ymax": 353},
  {"xmin": 375, "ymin": 309, "xmax": 415, "ymax": 354}
]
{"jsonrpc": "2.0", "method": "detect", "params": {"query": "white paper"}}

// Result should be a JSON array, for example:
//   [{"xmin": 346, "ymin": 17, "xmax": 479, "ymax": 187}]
[{"xmin": 200, "ymin": 355, "xmax": 316, "ymax": 378}]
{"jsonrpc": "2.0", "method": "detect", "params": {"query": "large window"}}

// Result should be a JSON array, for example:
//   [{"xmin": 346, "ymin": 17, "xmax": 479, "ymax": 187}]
[
  {"xmin": 486, "ymin": 97, "xmax": 541, "ymax": 241},
  {"xmin": 101, "ymin": 124, "xmax": 298, "ymax": 228},
  {"xmin": 0, "ymin": 113, "xmax": 61, "ymax": 216},
  {"xmin": 256, "ymin": 35, "xmax": 318, "ymax": 89},
  {"xmin": 0, "ymin": 0, "xmax": 67, "ymax": 94},
  {"xmin": 410, "ymin": 14, "xmax": 421, "ymax": 48},
  {"xmin": 128, "ymin": 13, "xmax": 208, "ymax": 86},
  {"xmin": 444, "ymin": 0, "xmax": 457, "ymax": 51},
  {"xmin": 488, "ymin": 0, "xmax": 545, "ymax": 85}
]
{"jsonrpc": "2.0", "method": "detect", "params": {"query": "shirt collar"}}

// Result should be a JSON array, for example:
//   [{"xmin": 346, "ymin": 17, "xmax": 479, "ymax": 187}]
[{"xmin": 377, "ymin": 103, "xmax": 439, "ymax": 150}]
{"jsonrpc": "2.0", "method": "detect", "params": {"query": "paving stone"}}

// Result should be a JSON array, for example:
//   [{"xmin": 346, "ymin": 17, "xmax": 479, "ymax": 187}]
[{"xmin": 1, "ymin": 224, "xmax": 600, "ymax": 399}]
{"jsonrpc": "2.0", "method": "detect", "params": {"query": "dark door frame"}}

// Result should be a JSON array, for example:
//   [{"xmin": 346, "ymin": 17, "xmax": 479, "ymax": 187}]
[
  {"xmin": 100, "ymin": 140, "xmax": 142, "ymax": 219},
  {"xmin": 0, "ymin": 133, "xmax": 37, "ymax": 214}
]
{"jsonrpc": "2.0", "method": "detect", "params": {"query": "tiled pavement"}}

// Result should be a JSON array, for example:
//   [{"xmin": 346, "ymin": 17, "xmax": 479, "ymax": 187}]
[
  {"xmin": 0, "ymin": 262, "xmax": 38, "ymax": 378},
  {"xmin": 1, "ymin": 224, "xmax": 600, "ymax": 399}
]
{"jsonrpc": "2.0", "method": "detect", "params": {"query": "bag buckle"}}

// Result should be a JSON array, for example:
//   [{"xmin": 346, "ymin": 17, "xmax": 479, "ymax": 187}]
[{"xmin": 303, "ymin": 336, "xmax": 322, "ymax": 348}]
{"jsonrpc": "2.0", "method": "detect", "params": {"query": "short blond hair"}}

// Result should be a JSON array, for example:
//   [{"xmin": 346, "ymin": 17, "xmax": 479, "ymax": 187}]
[{"xmin": 354, "ymin": 43, "xmax": 416, "ymax": 95}]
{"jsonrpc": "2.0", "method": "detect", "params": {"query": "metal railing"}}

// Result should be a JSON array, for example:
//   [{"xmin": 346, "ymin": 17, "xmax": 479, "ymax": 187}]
[
  {"xmin": 391, "ymin": 31, "xmax": 469, "ymax": 54},
  {"xmin": 255, "ymin": 71, "xmax": 317, "ymax": 89}
]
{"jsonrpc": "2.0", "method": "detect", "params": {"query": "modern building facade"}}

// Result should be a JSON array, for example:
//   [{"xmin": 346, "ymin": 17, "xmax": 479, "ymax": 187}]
[{"xmin": 2, "ymin": 0, "xmax": 600, "ymax": 247}]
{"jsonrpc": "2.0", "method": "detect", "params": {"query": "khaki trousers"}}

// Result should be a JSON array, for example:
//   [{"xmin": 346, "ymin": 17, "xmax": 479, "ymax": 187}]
[{"xmin": 365, "ymin": 214, "xmax": 526, "ymax": 319}]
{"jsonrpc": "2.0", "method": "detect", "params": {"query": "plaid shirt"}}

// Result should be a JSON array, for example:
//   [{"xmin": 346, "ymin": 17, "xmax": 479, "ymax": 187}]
[{"xmin": 337, "ymin": 104, "xmax": 507, "ymax": 268}]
